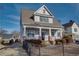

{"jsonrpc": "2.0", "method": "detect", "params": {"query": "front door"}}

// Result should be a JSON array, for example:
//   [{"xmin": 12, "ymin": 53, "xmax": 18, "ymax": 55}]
[
  {"xmin": 41, "ymin": 29, "xmax": 49, "ymax": 40},
  {"xmin": 42, "ymin": 32, "xmax": 45, "ymax": 40}
]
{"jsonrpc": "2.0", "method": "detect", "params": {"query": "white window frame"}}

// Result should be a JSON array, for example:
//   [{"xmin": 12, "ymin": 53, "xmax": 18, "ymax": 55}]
[{"xmin": 40, "ymin": 16, "xmax": 49, "ymax": 23}]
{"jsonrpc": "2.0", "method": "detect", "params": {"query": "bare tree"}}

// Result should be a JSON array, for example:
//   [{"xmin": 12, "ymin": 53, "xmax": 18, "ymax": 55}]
[{"xmin": 11, "ymin": 31, "xmax": 20, "ymax": 39}]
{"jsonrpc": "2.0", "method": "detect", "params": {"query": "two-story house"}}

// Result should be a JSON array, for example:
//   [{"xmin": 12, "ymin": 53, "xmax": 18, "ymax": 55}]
[
  {"xmin": 63, "ymin": 20, "xmax": 79, "ymax": 42},
  {"xmin": 21, "ymin": 5, "xmax": 63, "ymax": 43}
]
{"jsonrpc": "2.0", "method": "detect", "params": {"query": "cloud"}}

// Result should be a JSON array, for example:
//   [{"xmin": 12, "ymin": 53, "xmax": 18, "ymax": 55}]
[
  {"xmin": 8, "ymin": 20, "xmax": 20, "ymax": 25},
  {"xmin": 6, "ymin": 15, "xmax": 20, "ymax": 25},
  {"xmin": 0, "ymin": 15, "xmax": 20, "ymax": 26},
  {"xmin": 7, "ymin": 15, "xmax": 20, "ymax": 20}
]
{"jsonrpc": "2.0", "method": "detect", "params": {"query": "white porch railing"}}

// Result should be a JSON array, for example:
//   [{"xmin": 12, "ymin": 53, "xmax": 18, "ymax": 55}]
[
  {"xmin": 25, "ymin": 35, "xmax": 40, "ymax": 40},
  {"xmin": 25, "ymin": 35, "xmax": 62, "ymax": 40},
  {"xmin": 45, "ymin": 35, "xmax": 49, "ymax": 41},
  {"xmin": 51, "ymin": 36, "xmax": 55, "ymax": 41},
  {"xmin": 34, "ymin": 35, "xmax": 40, "ymax": 40}
]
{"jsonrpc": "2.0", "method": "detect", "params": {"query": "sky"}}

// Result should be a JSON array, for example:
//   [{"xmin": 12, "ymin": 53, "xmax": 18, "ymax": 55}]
[{"xmin": 0, "ymin": 3, "xmax": 79, "ymax": 33}]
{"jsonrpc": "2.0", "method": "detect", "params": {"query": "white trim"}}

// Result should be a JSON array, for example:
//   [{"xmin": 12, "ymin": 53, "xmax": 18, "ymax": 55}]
[
  {"xmin": 23, "ymin": 25, "xmax": 62, "ymax": 40},
  {"xmin": 34, "ymin": 5, "xmax": 43, "ymax": 14},
  {"xmin": 24, "ymin": 25, "xmax": 62, "ymax": 30},
  {"xmin": 39, "ymin": 27, "xmax": 41, "ymax": 36},
  {"xmin": 34, "ymin": 5, "xmax": 54, "ymax": 17},
  {"xmin": 49, "ymin": 28, "xmax": 51, "ymax": 36},
  {"xmin": 44, "ymin": 5, "xmax": 53, "ymax": 16},
  {"xmin": 23, "ymin": 26, "xmax": 26, "ymax": 36}
]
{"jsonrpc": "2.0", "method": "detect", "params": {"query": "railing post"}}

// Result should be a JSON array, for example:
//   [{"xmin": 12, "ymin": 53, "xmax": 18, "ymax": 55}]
[
  {"xmin": 28, "ymin": 43, "xmax": 32, "ymax": 56},
  {"xmin": 62, "ymin": 39, "xmax": 64, "ymax": 56},
  {"xmin": 39, "ymin": 45, "xmax": 41, "ymax": 56}
]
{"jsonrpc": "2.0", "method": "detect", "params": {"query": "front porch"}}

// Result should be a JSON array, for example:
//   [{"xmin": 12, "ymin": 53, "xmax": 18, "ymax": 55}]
[{"xmin": 23, "ymin": 26, "xmax": 62, "ymax": 41}]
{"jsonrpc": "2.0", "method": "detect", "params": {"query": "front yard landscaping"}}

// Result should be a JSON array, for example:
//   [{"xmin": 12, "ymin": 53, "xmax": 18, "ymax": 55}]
[{"xmin": 0, "ymin": 39, "xmax": 79, "ymax": 56}]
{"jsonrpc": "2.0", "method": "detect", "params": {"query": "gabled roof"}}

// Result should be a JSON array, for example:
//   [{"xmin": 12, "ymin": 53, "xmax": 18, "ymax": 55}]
[
  {"xmin": 21, "ymin": 9, "xmax": 62, "ymax": 28},
  {"xmin": 63, "ymin": 20, "xmax": 75, "ymax": 28},
  {"xmin": 34, "ymin": 5, "xmax": 53, "ymax": 16},
  {"xmin": 21, "ymin": 5, "xmax": 62, "ymax": 28},
  {"xmin": 21, "ymin": 9, "xmax": 34, "ymax": 25}
]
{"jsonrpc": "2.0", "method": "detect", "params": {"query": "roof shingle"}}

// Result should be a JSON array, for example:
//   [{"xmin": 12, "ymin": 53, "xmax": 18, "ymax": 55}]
[{"xmin": 63, "ymin": 20, "xmax": 74, "ymax": 28}]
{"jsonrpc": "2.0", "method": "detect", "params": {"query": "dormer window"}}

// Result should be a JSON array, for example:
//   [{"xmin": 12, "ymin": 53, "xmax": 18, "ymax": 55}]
[
  {"xmin": 40, "ymin": 16, "xmax": 48, "ymax": 23},
  {"xmin": 34, "ymin": 5, "xmax": 53, "ymax": 23}
]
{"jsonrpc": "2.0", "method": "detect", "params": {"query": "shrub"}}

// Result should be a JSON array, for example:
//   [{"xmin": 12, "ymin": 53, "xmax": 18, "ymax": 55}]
[
  {"xmin": 55, "ymin": 39, "xmax": 62, "ymax": 45},
  {"xmin": 63, "ymin": 35, "xmax": 73, "ymax": 43},
  {"xmin": 49, "ymin": 41, "xmax": 53, "ymax": 45},
  {"xmin": 23, "ymin": 40, "xmax": 42, "ymax": 47},
  {"xmin": 1, "ymin": 40, "xmax": 5, "ymax": 45},
  {"xmin": 41, "ymin": 41, "xmax": 50, "ymax": 47},
  {"xmin": 9, "ymin": 39, "xmax": 14, "ymax": 45},
  {"xmin": 28, "ymin": 40, "xmax": 41, "ymax": 44},
  {"xmin": 15, "ymin": 39, "xmax": 19, "ymax": 43}
]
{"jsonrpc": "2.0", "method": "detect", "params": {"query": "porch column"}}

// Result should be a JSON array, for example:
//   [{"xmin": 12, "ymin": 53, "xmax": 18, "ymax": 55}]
[
  {"xmin": 39, "ymin": 27, "xmax": 41, "ymax": 39},
  {"xmin": 24, "ymin": 26, "xmax": 26, "ymax": 36},
  {"xmin": 49, "ymin": 29, "xmax": 51, "ymax": 41},
  {"xmin": 49, "ymin": 29, "xmax": 51, "ymax": 37},
  {"xmin": 49, "ymin": 29, "xmax": 55, "ymax": 45}
]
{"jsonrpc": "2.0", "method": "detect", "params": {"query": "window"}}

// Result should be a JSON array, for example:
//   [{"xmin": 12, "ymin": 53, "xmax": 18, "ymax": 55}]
[
  {"xmin": 40, "ymin": 16, "xmax": 48, "ymax": 22},
  {"xmin": 51, "ymin": 30, "xmax": 56, "ymax": 36},
  {"xmin": 27, "ymin": 32, "xmax": 34, "ymax": 38},
  {"xmin": 74, "ymin": 28, "xmax": 77, "ymax": 32},
  {"xmin": 57, "ymin": 32, "xmax": 61, "ymax": 37}
]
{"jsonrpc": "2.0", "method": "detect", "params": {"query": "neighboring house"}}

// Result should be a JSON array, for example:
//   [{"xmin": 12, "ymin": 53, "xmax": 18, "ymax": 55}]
[
  {"xmin": 1, "ymin": 34, "xmax": 14, "ymax": 43},
  {"xmin": 0, "ymin": 34, "xmax": 19, "ymax": 43},
  {"xmin": 21, "ymin": 5, "xmax": 63, "ymax": 41},
  {"xmin": 63, "ymin": 20, "xmax": 79, "ymax": 42}
]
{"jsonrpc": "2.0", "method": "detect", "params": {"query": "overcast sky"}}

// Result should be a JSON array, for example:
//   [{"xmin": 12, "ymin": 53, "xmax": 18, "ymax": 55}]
[{"xmin": 0, "ymin": 3, "xmax": 79, "ymax": 33}]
